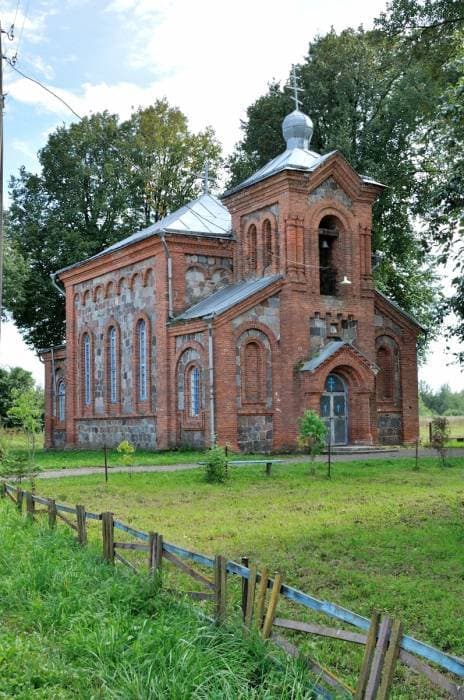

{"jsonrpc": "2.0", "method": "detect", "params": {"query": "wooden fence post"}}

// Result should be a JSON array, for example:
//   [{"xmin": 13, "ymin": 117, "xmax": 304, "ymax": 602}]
[
  {"xmin": 356, "ymin": 611, "xmax": 380, "ymax": 700},
  {"xmin": 48, "ymin": 499, "xmax": 57, "ymax": 529},
  {"xmin": 245, "ymin": 564, "xmax": 258, "ymax": 628},
  {"xmin": 148, "ymin": 532, "xmax": 163, "ymax": 576},
  {"xmin": 76, "ymin": 505, "xmax": 87, "ymax": 546},
  {"xmin": 25, "ymin": 492, "xmax": 35, "ymax": 520},
  {"xmin": 101, "ymin": 512, "xmax": 114, "ymax": 563},
  {"xmin": 377, "ymin": 619, "xmax": 403, "ymax": 700},
  {"xmin": 255, "ymin": 567, "xmax": 269, "ymax": 629},
  {"xmin": 265, "ymin": 461, "xmax": 272, "ymax": 476},
  {"xmin": 16, "ymin": 489, "xmax": 23, "ymax": 513},
  {"xmin": 0, "ymin": 482, "xmax": 6, "ymax": 498},
  {"xmin": 214, "ymin": 554, "xmax": 227, "ymax": 624},
  {"xmin": 364, "ymin": 616, "xmax": 393, "ymax": 700},
  {"xmin": 241, "ymin": 556, "xmax": 249, "ymax": 621},
  {"xmin": 262, "ymin": 573, "xmax": 282, "ymax": 640}
]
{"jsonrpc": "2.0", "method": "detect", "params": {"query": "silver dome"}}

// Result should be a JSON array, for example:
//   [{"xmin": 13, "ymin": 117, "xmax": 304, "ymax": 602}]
[{"xmin": 282, "ymin": 109, "xmax": 313, "ymax": 150}]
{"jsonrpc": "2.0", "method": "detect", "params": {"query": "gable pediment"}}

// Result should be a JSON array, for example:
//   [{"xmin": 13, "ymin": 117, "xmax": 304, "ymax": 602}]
[{"xmin": 308, "ymin": 176, "xmax": 353, "ymax": 209}]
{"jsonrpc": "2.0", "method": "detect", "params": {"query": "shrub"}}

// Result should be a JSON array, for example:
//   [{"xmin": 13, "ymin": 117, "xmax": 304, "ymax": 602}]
[
  {"xmin": 204, "ymin": 446, "xmax": 228, "ymax": 483},
  {"xmin": 117, "ymin": 440, "xmax": 136, "ymax": 478},
  {"xmin": 298, "ymin": 410, "xmax": 327, "ymax": 463},
  {"xmin": 430, "ymin": 417, "xmax": 450, "ymax": 467}
]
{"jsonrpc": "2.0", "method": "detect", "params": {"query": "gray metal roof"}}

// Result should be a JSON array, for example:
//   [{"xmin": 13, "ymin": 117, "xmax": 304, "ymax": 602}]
[
  {"xmin": 174, "ymin": 274, "xmax": 283, "ymax": 322},
  {"xmin": 223, "ymin": 147, "xmax": 385, "ymax": 197},
  {"xmin": 103, "ymin": 192, "xmax": 231, "ymax": 255},
  {"xmin": 55, "ymin": 193, "xmax": 232, "ymax": 276},
  {"xmin": 300, "ymin": 340, "xmax": 379, "ymax": 374}
]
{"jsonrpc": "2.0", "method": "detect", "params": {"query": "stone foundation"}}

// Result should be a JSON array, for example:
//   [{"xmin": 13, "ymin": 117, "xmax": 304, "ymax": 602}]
[
  {"xmin": 52, "ymin": 429, "xmax": 66, "ymax": 448},
  {"xmin": 237, "ymin": 414, "xmax": 273, "ymax": 452},
  {"xmin": 377, "ymin": 413, "xmax": 402, "ymax": 445},
  {"xmin": 179, "ymin": 428, "xmax": 206, "ymax": 449},
  {"xmin": 76, "ymin": 417, "xmax": 156, "ymax": 449}
]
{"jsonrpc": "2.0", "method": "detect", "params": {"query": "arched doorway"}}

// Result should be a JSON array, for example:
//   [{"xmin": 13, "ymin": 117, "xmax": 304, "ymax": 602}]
[{"xmin": 320, "ymin": 373, "xmax": 348, "ymax": 445}]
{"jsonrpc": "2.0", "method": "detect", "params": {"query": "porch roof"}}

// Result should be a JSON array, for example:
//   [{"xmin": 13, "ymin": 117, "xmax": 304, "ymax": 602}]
[{"xmin": 300, "ymin": 340, "xmax": 379, "ymax": 374}]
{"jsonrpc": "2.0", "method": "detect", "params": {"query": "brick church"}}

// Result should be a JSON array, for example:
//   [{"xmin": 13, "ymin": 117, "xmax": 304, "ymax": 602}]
[{"xmin": 42, "ymin": 106, "xmax": 422, "ymax": 451}]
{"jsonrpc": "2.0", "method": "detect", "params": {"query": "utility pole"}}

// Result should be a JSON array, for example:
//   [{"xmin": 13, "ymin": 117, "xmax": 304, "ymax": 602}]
[{"xmin": 0, "ymin": 20, "xmax": 4, "ymax": 344}]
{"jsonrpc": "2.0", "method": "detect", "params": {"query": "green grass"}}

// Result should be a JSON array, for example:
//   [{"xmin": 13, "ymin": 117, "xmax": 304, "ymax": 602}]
[
  {"xmin": 33, "ymin": 456, "xmax": 464, "ymax": 698},
  {"xmin": 419, "ymin": 415, "xmax": 464, "ymax": 447},
  {"xmin": 0, "ymin": 503, "xmax": 320, "ymax": 699}
]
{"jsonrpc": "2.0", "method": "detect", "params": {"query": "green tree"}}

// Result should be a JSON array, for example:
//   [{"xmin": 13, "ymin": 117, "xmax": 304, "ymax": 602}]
[
  {"xmin": 227, "ymin": 24, "xmax": 454, "ymax": 345},
  {"xmin": 6, "ymin": 100, "xmax": 222, "ymax": 351},
  {"xmin": 298, "ymin": 410, "xmax": 327, "ymax": 468},
  {"xmin": 0, "ymin": 367, "xmax": 36, "ymax": 427},
  {"xmin": 6, "ymin": 388, "xmax": 43, "ymax": 472}
]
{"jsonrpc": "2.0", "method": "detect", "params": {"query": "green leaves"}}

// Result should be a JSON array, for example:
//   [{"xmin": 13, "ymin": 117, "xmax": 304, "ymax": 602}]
[{"xmin": 6, "ymin": 100, "xmax": 222, "ymax": 351}]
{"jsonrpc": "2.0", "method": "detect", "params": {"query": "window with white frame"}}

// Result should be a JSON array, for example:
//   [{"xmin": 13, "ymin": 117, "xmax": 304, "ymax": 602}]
[
  {"xmin": 57, "ymin": 380, "xmax": 65, "ymax": 421},
  {"xmin": 189, "ymin": 366, "xmax": 200, "ymax": 417}
]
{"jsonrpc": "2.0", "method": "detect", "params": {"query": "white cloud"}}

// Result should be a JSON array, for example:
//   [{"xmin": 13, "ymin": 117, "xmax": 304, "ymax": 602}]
[{"xmin": 0, "ymin": 321, "xmax": 43, "ymax": 387}]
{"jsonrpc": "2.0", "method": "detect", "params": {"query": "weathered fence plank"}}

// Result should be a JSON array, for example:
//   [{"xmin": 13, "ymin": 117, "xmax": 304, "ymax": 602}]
[
  {"xmin": 274, "ymin": 617, "xmax": 367, "ymax": 645},
  {"xmin": 48, "ymin": 499, "xmax": 57, "ymax": 529},
  {"xmin": 378, "ymin": 619, "xmax": 402, "ymax": 700},
  {"xmin": 16, "ymin": 489, "xmax": 23, "ymax": 513},
  {"xmin": 101, "ymin": 512, "xmax": 114, "ymax": 563},
  {"xmin": 214, "ymin": 555, "xmax": 226, "ymax": 624},
  {"xmin": 25, "ymin": 492, "xmax": 35, "ymax": 520},
  {"xmin": 241, "ymin": 556, "xmax": 249, "ymax": 620},
  {"xmin": 364, "ymin": 616, "xmax": 393, "ymax": 700},
  {"xmin": 356, "ymin": 611, "xmax": 381, "ymax": 700},
  {"xmin": 56, "ymin": 510, "xmax": 78, "ymax": 531},
  {"xmin": 262, "ymin": 573, "xmax": 282, "ymax": 640},
  {"xmin": 114, "ymin": 551, "xmax": 139, "ymax": 573},
  {"xmin": 76, "ymin": 505, "xmax": 87, "ymax": 546},
  {"xmin": 245, "ymin": 564, "xmax": 258, "ymax": 628},
  {"xmin": 255, "ymin": 567, "xmax": 269, "ymax": 629},
  {"xmin": 114, "ymin": 541, "xmax": 149, "ymax": 552},
  {"xmin": 163, "ymin": 549, "xmax": 214, "ymax": 589}
]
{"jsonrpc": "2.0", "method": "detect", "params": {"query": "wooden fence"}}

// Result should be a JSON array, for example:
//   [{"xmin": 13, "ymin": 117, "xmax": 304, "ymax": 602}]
[{"xmin": 1, "ymin": 480, "xmax": 463, "ymax": 699}]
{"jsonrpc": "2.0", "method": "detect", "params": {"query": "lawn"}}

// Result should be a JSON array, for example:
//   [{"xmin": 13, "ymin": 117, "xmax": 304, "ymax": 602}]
[
  {"xmin": 419, "ymin": 415, "xmax": 464, "ymax": 447},
  {"xmin": 30, "ymin": 455, "xmax": 464, "ymax": 698},
  {"xmin": 0, "ymin": 503, "xmax": 317, "ymax": 699}
]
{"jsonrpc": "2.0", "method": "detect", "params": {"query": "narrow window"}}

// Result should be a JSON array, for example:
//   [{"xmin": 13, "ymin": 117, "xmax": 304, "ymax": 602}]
[
  {"xmin": 248, "ymin": 225, "xmax": 257, "ymax": 273},
  {"xmin": 244, "ymin": 341, "xmax": 263, "ymax": 402},
  {"xmin": 109, "ymin": 326, "xmax": 117, "ymax": 403},
  {"xmin": 263, "ymin": 220, "xmax": 272, "ymax": 268},
  {"xmin": 377, "ymin": 346, "xmax": 394, "ymax": 401},
  {"xmin": 190, "ymin": 366, "xmax": 201, "ymax": 417},
  {"xmin": 57, "ymin": 380, "xmax": 65, "ymax": 421},
  {"xmin": 83, "ymin": 334, "xmax": 91, "ymax": 405},
  {"xmin": 137, "ymin": 319, "xmax": 147, "ymax": 401}
]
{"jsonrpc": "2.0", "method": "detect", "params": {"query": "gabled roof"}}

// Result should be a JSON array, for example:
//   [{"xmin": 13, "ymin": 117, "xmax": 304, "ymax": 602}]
[
  {"xmin": 174, "ymin": 274, "xmax": 283, "ymax": 322},
  {"xmin": 375, "ymin": 290, "xmax": 425, "ymax": 332},
  {"xmin": 300, "ymin": 340, "xmax": 379, "ymax": 374},
  {"xmin": 103, "ymin": 192, "xmax": 232, "ymax": 255},
  {"xmin": 223, "ymin": 148, "xmax": 385, "ymax": 197},
  {"xmin": 55, "ymin": 193, "xmax": 232, "ymax": 277}
]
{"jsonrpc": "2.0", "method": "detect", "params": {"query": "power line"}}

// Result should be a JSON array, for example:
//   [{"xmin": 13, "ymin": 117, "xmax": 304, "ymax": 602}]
[
  {"xmin": 12, "ymin": 0, "xmax": 29, "ymax": 62},
  {"xmin": 6, "ymin": 58, "xmax": 83, "ymax": 120}
]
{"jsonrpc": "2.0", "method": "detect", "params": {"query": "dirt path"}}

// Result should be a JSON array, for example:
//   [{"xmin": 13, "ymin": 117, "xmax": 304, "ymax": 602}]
[{"xmin": 37, "ymin": 447, "xmax": 464, "ymax": 479}]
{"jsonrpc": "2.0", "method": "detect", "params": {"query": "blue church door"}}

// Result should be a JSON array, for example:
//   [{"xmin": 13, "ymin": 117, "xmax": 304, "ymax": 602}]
[{"xmin": 320, "ymin": 374, "xmax": 348, "ymax": 445}]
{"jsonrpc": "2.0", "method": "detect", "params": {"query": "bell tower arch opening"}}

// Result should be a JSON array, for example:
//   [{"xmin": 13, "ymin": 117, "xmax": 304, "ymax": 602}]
[{"xmin": 318, "ymin": 215, "xmax": 343, "ymax": 296}]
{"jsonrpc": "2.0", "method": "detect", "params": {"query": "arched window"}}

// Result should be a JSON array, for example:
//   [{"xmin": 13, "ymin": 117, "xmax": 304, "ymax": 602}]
[
  {"xmin": 108, "ymin": 326, "xmax": 118, "ymax": 404},
  {"xmin": 377, "ymin": 346, "xmax": 394, "ymax": 401},
  {"xmin": 263, "ymin": 219, "xmax": 272, "ymax": 268},
  {"xmin": 83, "ymin": 333, "xmax": 91, "ymax": 406},
  {"xmin": 244, "ymin": 341, "xmax": 263, "ymax": 402},
  {"xmin": 188, "ymin": 366, "xmax": 201, "ymax": 417},
  {"xmin": 248, "ymin": 225, "xmax": 257, "ymax": 273},
  {"xmin": 318, "ymin": 215, "xmax": 341, "ymax": 296},
  {"xmin": 56, "ymin": 380, "xmax": 65, "ymax": 421},
  {"xmin": 137, "ymin": 319, "xmax": 148, "ymax": 401}
]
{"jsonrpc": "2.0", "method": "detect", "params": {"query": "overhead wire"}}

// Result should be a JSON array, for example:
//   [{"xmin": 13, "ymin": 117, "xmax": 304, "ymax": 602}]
[{"xmin": 6, "ymin": 58, "xmax": 83, "ymax": 120}]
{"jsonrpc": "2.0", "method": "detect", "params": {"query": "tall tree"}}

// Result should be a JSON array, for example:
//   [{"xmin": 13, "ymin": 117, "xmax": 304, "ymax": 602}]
[
  {"xmin": 227, "ymin": 23, "xmax": 458, "ymax": 344},
  {"xmin": 6, "ymin": 100, "xmax": 222, "ymax": 351}
]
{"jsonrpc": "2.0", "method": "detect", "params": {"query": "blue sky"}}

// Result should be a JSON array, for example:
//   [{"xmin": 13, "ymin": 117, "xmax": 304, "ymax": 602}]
[{"xmin": 0, "ymin": 0, "xmax": 463, "ymax": 390}]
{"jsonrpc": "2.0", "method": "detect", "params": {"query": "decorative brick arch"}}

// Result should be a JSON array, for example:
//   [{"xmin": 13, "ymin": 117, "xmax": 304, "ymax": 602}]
[
  {"xmin": 92, "ymin": 285, "xmax": 104, "ymax": 303},
  {"xmin": 176, "ymin": 346, "xmax": 206, "ymax": 414},
  {"xmin": 235, "ymin": 326, "xmax": 274, "ymax": 409},
  {"xmin": 143, "ymin": 267, "xmax": 155, "ymax": 287},
  {"xmin": 104, "ymin": 281, "xmax": 114, "ymax": 299}
]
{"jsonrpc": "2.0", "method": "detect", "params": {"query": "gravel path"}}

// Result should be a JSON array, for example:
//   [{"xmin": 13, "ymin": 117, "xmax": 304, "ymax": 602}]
[{"xmin": 37, "ymin": 447, "xmax": 464, "ymax": 479}]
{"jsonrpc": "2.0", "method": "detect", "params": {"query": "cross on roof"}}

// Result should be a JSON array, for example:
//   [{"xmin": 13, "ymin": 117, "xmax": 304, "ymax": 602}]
[{"xmin": 286, "ymin": 65, "xmax": 304, "ymax": 111}]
